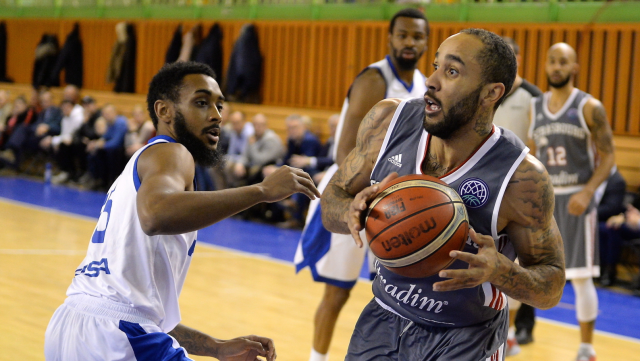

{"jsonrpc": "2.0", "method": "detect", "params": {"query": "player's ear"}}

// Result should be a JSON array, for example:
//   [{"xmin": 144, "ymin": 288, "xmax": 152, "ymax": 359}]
[
  {"xmin": 154, "ymin": 100, "xmax": 174, "ymax": 126},
  {"xmin": 482, "ymin": 82, "xmax": 505, "ymax": 108}
]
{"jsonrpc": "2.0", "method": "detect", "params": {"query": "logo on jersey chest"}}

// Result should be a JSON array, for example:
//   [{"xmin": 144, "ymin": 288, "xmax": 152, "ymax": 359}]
[
  {"xmin": 388, "ymin": 154, "xmax": 403, "ymax": 168},
  {"xmin": 458, "ymin": 178, "xmax": 490, "ymax": 209}
]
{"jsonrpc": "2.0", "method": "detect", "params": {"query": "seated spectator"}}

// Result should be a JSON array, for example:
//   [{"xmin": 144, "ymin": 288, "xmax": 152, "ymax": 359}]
[
  {"xmin": 85, "ymin": 104, "xmax": 128, "ymax": 191},
  {"xmin": 62, "ymin": 85, "xmax": 84, "ymax": 126},
  {"xmin": 0, "ymin": 90, "xmax": 12, "ymax": 126},
  {"xmin": 124, "ymin": 104, "xmax": 155, "ymax": 158},
  {"xmin": 230, "ymin": 113, "xmax": 284, "ymax": 187},
  {"xmin": 597, "ymin": 169, "xmax": 627, "ymax": 286},
  {"xmin": 62, "ymin": 96, "xmax": 103, "ymax": 185},
  {"xmin": 40, "ymin": 100, "xmax": 84, "ymax": 183},
  {"xmin": 263, "ymin": 114, "xmax": 322, "ymax": 228},
  {"xmin": 223, "ymin": 110, "xmax": 254, "ymax": 184},
  {"xmin": 0, "ymin": 96, "xmax": 36, "ymax": 167},
  {"xmin": 4, "ymin": 91, "xmax": 62, "ymax": 170},
  {"xmin": 289, "ymin": 113, "xmax": 339, "ymax": 184},
  {"xmin": 603, "ymin": 187, "xmax": 640, "ymax": 290}
]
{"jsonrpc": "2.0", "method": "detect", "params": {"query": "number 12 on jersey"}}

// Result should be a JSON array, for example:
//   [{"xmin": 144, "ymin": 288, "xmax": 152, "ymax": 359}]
[{"xmin": 546, "ymin": 146, "xmax": 567, "ymax": 167}]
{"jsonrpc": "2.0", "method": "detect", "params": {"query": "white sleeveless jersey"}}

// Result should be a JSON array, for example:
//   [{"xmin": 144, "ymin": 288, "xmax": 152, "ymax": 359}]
[
  {"xmin": 332, "ymin": 55, "xmax": 427, "ymax": 160},
  {"xmin": 66, "ymin": 135, "xmax": 197, "ymax": 332}
]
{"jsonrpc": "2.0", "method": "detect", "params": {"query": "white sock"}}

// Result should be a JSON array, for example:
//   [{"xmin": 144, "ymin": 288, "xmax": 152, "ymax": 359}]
[
  {"xmin": 310, "ymin": 348, "xmax": 328, "ymax": 361},
  {"xmin": 508, "ymin": 327, "xmax": 516, "ymax": 339},
  {"xmin": 579, "ymin": 343, "xmax": 596, "ymax": 356}
]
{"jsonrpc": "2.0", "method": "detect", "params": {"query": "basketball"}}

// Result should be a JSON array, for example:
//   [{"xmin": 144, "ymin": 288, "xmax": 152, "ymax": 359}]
[{"xmin": 365, "ymin": 174, "xmax": 469, "ymax": 278}]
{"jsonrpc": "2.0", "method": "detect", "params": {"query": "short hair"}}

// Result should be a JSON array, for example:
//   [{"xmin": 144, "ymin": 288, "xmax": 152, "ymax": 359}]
[
  {"xmin": 501, "ymin": 36, "xmax": 520, "ymax": 56},
  {"xmin": 146, "ymin": 61, "xmax": 217, "ymax": 128},
  {"xmin": 285, "ymin": 114, "xmax": 303, "ymax": 124},
  {"xmin": 389, "ymin": 8, "xmax": 429, "ymax": 36},
  {"xmin": 460, "ymin": 28, "xmax": 517, "ymax": 109}
]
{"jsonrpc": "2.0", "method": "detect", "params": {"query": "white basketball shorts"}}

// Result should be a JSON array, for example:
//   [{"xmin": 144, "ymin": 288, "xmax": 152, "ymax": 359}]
[{"xmin": 45, "ymin": 294, "xmax": 193, "ymax": 361}]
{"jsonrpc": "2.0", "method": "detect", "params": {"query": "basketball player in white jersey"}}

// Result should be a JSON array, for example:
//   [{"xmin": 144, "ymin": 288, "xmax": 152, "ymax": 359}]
[
  {"xmin": 529, "ymin": 43, "xmax": 615, "ymax": 361},
  {"xmin": 44, "ymin": 61, "xmax": 321, "ymax": 361},
  {"xmin": 322, "ymin": 29, "xmax": 565, "ymax": 360},
  {"xmin": 293, "ymin": 8, "xmax": 429, "ymax": 361}
]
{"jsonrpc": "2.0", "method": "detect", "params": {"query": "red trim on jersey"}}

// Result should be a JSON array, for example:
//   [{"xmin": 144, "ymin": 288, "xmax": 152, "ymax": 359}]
[{"xmin": 420, "ymin": 126, "xmax": 497, "ymax": 178}]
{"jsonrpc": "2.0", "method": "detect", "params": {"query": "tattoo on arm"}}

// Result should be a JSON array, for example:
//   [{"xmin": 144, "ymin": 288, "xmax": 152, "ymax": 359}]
[
  {"xmin": 495, "ymin": 159, "xmax": 566, "ymax": 309},
  {"xmin": 591, "ymin": 104, "xmax": 614, "ymax": 154},
  {"xmin": 321, "ymin": 103, "xmax": 389, "ymax": 233},
  {"xmin": 168, "ymin": 324, "xmax": 216, "ymax": 357}
]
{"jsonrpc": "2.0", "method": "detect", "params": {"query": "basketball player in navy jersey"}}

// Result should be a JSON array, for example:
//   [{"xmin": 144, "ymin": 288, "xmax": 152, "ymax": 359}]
[
  {"xmin": 45, "ymin": 61, "xmax": 321, "ymax": 361},
  {"xmin": 529, "ymin": 43, "xmax": 615, "ymax": 361},
  {"xmin": 322, "ymin": 29, "xmax": 565, "ymax": 360},
  {"xmin": 294, "ymin": 9, "xmax": 429, "ymax": 361}
]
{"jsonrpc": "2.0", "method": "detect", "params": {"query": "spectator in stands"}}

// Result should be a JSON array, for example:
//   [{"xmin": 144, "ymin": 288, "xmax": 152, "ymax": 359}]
[
  {"xmin": 85, "ymin": 104, "xmax": 128, "ymax": 191},
  {"xmin": 263, "ymin": 114, "xmax": 322, "ymax": 228},
  {"xmin": 124, "ymin": 104, "xmax": 155, "ymax": 158},
  {"xmin": 223, "ymin": 110, "xmax": 254, "ymax": 186},
  {"xmin": 41, "ymin": 100, "xmax": 83, "ymax": 183},
  {"xmin": 0, "ymin": 96, "xmax": 36, "ymax": 167},
  {"xmin": 225, "ymin": 110, "xmax": 254, "ymax": 164},
  {"xmin": 289, "ymin": 113, "xmax": 339, "ymax": 184},
  {"xmin": 5, "ymin": 90, "xmax": 62, "ymax": 169},
  {"xmin": 599, "ymin": 170, "xmax": 634, "ymax": 286},
  {"xmin": 0, "ymin": 90, "xmax": 13, "ymax": 125},
  {"xmin": 62, "ymin": 85, "xmax": 84, "ymax": 126},
  {"xmin": 231, "ymin": 113, "xmax": 284, "ymax": 187},
  {"xmin": 68, "ymin": 96, "xmax": 102, "ymax": 185}
]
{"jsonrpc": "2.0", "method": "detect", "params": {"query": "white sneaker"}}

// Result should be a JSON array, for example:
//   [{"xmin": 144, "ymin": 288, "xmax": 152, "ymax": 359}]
[
  {"xmin": 52, "ymin": 171, "xmax": 69, "ymax": 184},
  {"xmin": 575, "ymin": 350, "xmax": 596, "ymax": 361},
  {"xmin": 505, "ymin": 336, "xmax": 521, "ymax": 357}
]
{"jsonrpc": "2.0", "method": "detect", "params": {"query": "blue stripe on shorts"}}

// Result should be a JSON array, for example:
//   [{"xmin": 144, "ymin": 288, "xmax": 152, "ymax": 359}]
[{"xmin": 119, "ymin": 321, "xmax": 193, "ymax": 361}]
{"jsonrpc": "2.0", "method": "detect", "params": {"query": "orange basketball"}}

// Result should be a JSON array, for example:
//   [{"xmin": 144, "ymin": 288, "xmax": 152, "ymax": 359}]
[{"xmin": 365, "ymin": 174, "xmax": 469, "ymax": 278}]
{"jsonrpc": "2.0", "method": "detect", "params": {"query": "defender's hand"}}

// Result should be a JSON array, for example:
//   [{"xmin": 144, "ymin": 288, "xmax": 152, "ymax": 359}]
[
  {"xmin": 217, "ymin": 335, "xmax": 276, "ymax": 361},
  {"xmin": 433, "ymin": 229, "xmax": 503, "ymax": 292},
  {"xmin": 568, "ymin": 189, "xmax": 592, "ymax": 216},
  {"xmin": 348, "ymin": 172, "xmax": 398, "ymax": 247},
  {"xmin": 259, "ymin": 165, "xmax": 321, "ymax": 203}
]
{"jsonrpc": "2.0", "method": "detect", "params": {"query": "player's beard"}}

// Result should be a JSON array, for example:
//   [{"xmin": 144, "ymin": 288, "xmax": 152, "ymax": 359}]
[
  {"xmin": 423, "ymin": 86, "xmax": 483, "ymax": 140},
  {"xmin": 392, "ymin": 46, "xmax": 421, "ymax": 71},
  {"xmin": 547, "ymin": 73, "xmax": 571, "ymax": 89},
  {"xmin": 173, "ymin": 110, "xmax": 220, "ymax": 167}
]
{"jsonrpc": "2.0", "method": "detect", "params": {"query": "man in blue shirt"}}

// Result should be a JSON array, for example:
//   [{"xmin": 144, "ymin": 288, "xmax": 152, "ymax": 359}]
[{"xmin": 86, "ymin": 104, "xmax": 128, "ymax": 191}]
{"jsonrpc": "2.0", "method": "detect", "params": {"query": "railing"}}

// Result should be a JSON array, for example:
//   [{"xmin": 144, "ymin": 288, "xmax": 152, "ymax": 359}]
[{"xmin": 1, "ymin": 0, "xmax": 640, "ymax": 23}]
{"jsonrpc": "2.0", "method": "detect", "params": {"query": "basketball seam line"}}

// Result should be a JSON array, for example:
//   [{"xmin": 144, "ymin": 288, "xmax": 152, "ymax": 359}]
[{"xmin": 367, "ymin": 200, "xmax": 462, "ymax": 246}]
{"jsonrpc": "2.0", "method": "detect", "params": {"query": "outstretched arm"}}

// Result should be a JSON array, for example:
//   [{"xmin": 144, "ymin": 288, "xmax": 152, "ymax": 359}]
[
  {"xmin": 137, "ymin": 143, "xmax": 320, "ymax": 236},
  {"xmin": 321, "ymin": 99, "xmax": 398, "ymax": 240},
  {"xmin": 435, "ymin": 155, "xmax": 565, "ymax": 309},
  {"xmin": 169, "ymin": 323, "xmax": 276, "ymax": 361}
]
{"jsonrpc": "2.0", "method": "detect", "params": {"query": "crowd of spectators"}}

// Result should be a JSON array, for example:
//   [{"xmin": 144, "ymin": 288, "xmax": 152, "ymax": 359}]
[{"xmin": 0, "ymin": 86, "xmax": 154, "ymax": 192}]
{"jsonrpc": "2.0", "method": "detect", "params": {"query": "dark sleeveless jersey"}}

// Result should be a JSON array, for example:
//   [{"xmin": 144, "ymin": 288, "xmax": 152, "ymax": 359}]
[
  {"xmin": 369, "ymin": 98, "xmax": 529, "ymax": 328},
  {"xmin": 529, "ymin": 89, "xmax": 594, "ymax": 189}
]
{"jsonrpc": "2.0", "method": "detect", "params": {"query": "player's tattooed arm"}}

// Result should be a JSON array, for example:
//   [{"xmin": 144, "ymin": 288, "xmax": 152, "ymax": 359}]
[
  {"xmin": 169, "ymin": 324, "xmax": 277, "ymax": 360},
  {"xmin": 321, "ymin": 100, "xmax": 398, "ymax": 235},
  {"xmin": 564, "ymin": 98, "xmax": 615, "ymax": 216},
  {"xmin": 496, "ymin": 155, "xmax": 566, "ymax": 309},
  {"xmin": 434, "ymin": 155, "xmax": 564, "ymax": 308}
]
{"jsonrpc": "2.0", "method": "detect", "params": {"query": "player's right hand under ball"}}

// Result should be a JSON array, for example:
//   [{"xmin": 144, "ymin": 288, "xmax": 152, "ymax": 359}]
[
  {"xmin": 258, "ymin": 165, "xmax": 321, "ymax": 203},
  {"xmin": 348, "ymin": 172, "xmax": 398, "ymax": 248}
]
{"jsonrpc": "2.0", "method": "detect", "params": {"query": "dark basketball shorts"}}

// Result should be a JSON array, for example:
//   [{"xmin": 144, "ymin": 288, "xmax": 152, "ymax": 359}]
[{"xmin": 346, "ymin": 298, "xmax": 508, "ymax": 361}]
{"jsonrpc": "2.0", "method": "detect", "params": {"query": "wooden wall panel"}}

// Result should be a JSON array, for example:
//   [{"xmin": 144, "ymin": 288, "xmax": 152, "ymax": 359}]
[{"xmin": 2, "ymin": 19, "xmax": 640, "ymax": 136}]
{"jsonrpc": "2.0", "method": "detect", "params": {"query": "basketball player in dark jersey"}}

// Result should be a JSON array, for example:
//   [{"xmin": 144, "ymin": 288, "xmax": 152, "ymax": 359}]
[
  {"xmin": 321, "ymin": 29, "xmax": 565, "ymax": 360},
  {"xmin": 295, "ymin": 8, "xmax": 429, "ymax": 361},
  {"xmin": 529, "ymin": 43, "xmax": 615, "ymax": 361}
]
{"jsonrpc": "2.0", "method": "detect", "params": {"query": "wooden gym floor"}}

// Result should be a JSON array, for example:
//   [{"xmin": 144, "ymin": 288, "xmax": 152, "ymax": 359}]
[{"xmin": 1, "ymin": 177, "xmax": 639, "ymax": 361}]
